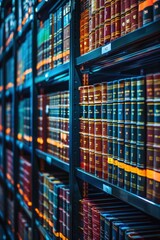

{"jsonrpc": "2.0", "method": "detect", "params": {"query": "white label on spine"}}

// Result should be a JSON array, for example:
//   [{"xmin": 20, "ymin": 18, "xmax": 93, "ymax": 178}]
[
  {"xmin": 103, "ymin": 184, "xmax": 112, "ymax": 194},
  {"xmin": 102, "ymin": 43, "xmax": 111, "ymax": 54}
]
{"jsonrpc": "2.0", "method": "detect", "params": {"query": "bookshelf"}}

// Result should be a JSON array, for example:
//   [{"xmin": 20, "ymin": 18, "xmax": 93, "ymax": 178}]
[{"xmin": 0, "ymin": 0, "xmax": 160, "ymax": 239}]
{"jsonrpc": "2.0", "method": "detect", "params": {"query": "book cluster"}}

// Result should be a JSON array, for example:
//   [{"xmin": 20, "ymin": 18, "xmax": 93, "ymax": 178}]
[
  {"xmin": 37, "ymin": 1, "xmax": 71, "ymax": 76},
  {"xmin": 17, "ymin": 98, "xmax": 31, "ymax": 146},
  {"xmin": 6, "ymin": 149, "xmax": 14, "ymax": 186},
  {"xmin": 6, "ymin": 101, "xmax": 13, "ymax": 136},
  {"xmin": 6, "ymin": 57, "xmax": 14, "ymax": 90},
  {"xmin": 17, "ymin": 211, "xmax": 32, "ymax": 240},
  {"xmin": 79, "ymin": 72, "xmax": 160, "ymax": 204},
  {"xmin": 37, "ymin": 91, "xmax": 69, "ymax": 162},
  {"xmin": 17, "ymin": 155, "xmax": 32, "ymax": 209},
  {"xmin": 17, "ymin": 30, "xmax": 33, "ymax": 86},
  {"xmin": 37, "ymin": 172, "xmax": 70, "ymax": 239},
  {"xmin": 79, "ymin": 191, "xmax": 160, "ymax": 240},
  {"xmin": 17, "ymin": 0, "xmax": 34, "ymax": 31},
  {"xmin": 80, "ymin": 0, "xmax": 160, "ymax": 55}
]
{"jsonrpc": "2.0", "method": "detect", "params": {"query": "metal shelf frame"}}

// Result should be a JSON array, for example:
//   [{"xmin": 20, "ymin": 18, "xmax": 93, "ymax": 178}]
[{"xmin": 76, "ymin": 168, "xmax": 160, "ymax": 220}]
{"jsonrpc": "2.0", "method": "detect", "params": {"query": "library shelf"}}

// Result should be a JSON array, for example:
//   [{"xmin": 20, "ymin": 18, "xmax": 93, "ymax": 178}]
[
  {"xmin": 36, "ymin": 149, "xmax": 69, "ymax": 173},
  {"xmin": 5, "ymin": 135, "xmax": 14, "ymax": 144},
  {"xmin": 35, "ymin": 62, "xmax": 70, "ymax": 86},
  {"xmin": 35, "ymin": 220, "xmax": 56, "ymax": 240},
  {"xmin": 16, "ymin": 78, "xmax": 32, "ymax": 93},
  {"xmin": 6, "ymin": 179, "xmax": 14, "ymax": 193},
  {"xmin": 76, "ymin": 168, "xmax": 160, "ymax": 220},
  {"xmin": 76, "ymin": 20, "xmax": 160, "ymax": 73},
  {"xmin": 16, "ymin": 193, "xmax": 32, "ymax": 220},
  {"xmin": 16, "ymin": 140, "xmax": 32, "ymax": 153},
  {"xmin": 17, "ymin": 17, "xmax": 33, "ymax": 41}
]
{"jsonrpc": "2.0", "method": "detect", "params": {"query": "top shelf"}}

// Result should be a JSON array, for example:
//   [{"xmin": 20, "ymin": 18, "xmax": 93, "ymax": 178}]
[{"xmin": 76, "ymin": 20, "xmax": 160, "ymax": 74}]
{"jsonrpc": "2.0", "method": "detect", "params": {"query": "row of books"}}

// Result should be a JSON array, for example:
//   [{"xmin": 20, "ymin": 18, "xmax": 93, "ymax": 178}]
[
  {"xmin": 17, "ymin": 30, "xmax": 33, "ymax": 86},
  {"xmin": 37, "ymin": 91, "xmax": 69, "ymax": 162},
  {"xmin": 79, "ymin": 72, "xmax": 160, "ymax": 204},
  {"xmin": 17, "ymin": 0, "xmax": 34, "ymax": 31},
  {"xmin": 80, "ymin": 0, "xmax": 160, "ymax": 55},
  {"xmin": 17, "ymin": 211, "xmax": 32, "ymax": 240},
  {"xmin": 18, "ymin": 98, "xmax": 32, "ymax": 146},
  {"xmin": 37, "ymin": 171, "xmax": 70, "ymax": 239},
  {"xmin": 79, "ymin": 191, "xmax": 160, "ymax": 240},
  {"xmin": 5, "ymin": 12, "xmax": 14, "ymax": 47},
  {"xmin": 17, "ymin": 155, "xmax": 32, "ymax": 209},
  {"xmin": 6, "ymin": 57, "xmax": 14, "ymax": 90},
  {"xmin": 6, "ymin": 149, "xmax": 14, "ymax": 186},
  {"xmin": 6, "ymin": 101, "xmax": 13, "ymax": 136},
  {"xmin": 37, "ymin": 1, "xmax": 71, "ymax": 76}
]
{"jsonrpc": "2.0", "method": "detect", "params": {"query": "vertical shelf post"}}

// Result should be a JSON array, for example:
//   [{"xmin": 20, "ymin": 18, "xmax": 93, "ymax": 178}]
[{"xmin": 69, "ymin": 0, "xmax": 81, "ymax": 239}]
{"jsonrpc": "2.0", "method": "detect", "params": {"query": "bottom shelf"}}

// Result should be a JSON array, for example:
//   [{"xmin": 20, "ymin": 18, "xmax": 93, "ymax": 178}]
[{"xmin": 76, "ymin": 168, "xmax": 160, "ymax": 220}]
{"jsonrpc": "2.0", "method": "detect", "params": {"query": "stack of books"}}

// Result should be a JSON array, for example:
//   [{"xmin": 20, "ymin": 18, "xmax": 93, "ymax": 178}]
[
  {"xmin": 36, "ymin": 1, "xmax": 71, "ymax": 76},
  {"xmin": 17, "ymin": 211, "xmax": 32, "ymax": 240},
  {"xmin": 17, "ymin": 98, "xmax": 31, "ymax": 146},
  {"xmin": 80, "ymin": 191, "xmax": 160, "ymax": 240},
  {"xmin": 79, "ymin": 72, "xmax": 160, "ymax": 203},
  {"xmin": 6, "ymin": 101, "xmax": 13, "ymax": 136},
  {"xmin": 37, "ymin": 171, "xmax": 69, "ymax": 239},
  {"xmin": 17, "ymin": 155, "xmax": 32, "ymax": 209},
  {"xmin": 37, "ymin": 91, "xmax": 70, "ymax": 162},
  {"xmin": 17, "ymin": 30, "xmax": 33, "ymax": 86},
  {"xmin": 6, "ymin": 149, "xmax": 14, "ymax": 186},
  {"xmin": 80, "ymin": 0, "xmax": 160, "ymax": 55},
  {"xmin": 17, "ymin": 0, "xmax": 34, "ymax": 31}
]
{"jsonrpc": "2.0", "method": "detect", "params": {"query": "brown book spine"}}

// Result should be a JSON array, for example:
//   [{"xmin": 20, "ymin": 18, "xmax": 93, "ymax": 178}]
[{"xmin": 153, "ymin": 0, "xmax": 160, "ymax": 20}]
